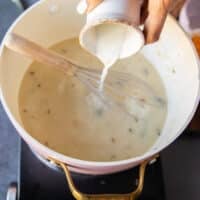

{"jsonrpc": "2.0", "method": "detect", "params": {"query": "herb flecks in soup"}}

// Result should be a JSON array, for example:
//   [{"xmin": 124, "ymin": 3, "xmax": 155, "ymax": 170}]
[{"xmin": 19, "ymin": 38, "xmax": 167, "ymax": 162}]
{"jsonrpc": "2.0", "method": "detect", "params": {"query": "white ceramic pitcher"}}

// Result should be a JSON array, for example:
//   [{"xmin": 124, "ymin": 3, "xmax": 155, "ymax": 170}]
[{"xmin": 78, "ymin": 0, "xmax": 145, "ymax": 61}]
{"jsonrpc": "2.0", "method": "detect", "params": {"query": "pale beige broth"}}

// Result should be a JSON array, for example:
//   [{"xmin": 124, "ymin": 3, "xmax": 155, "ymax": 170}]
[{"xmin": 19, "ymin": 38, "xmax": 167, "ymax": 162}]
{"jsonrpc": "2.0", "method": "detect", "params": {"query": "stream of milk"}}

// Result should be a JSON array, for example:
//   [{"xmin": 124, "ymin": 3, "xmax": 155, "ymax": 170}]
[{"xmin": 94, "ymin": 24, "xmax": 127, "ymax": 91}]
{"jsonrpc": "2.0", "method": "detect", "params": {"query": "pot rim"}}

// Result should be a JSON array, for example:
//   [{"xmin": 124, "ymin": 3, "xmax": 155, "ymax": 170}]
[{"xmin": 0, "ymin": 0, "xmax": 200, "ymax": 170}]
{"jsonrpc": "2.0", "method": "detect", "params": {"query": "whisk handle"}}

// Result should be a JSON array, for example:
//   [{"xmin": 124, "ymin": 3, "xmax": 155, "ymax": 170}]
[{"xmin": 5, "ymin": 33, "xmax": 75, "ymax": 75}]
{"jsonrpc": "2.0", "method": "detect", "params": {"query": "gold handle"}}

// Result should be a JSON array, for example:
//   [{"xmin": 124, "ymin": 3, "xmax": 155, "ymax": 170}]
[{"xmin": 51, "ymin": 155, "xmax": 158, "ymax": 200}]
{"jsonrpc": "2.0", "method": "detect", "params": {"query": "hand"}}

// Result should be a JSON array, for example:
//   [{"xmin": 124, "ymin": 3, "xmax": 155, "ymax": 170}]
[
  {"xmin": 141, "ymin": 0, "xmax": 171, "ymax": 44},
  {"xmin": 77, "ymin": 0, "xmax": 171, "ymax": 44}
]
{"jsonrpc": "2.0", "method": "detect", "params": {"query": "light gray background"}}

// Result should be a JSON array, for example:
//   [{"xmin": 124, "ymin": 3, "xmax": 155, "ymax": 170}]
[{"xmin": 0, "ymin": 1, "xmax": 22, "ymax": 199}]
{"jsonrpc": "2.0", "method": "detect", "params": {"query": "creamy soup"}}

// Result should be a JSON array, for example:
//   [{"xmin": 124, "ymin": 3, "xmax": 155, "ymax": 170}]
[{"xmin": 19, "ymin": 38, "xmax": 167, "ymax": 162}]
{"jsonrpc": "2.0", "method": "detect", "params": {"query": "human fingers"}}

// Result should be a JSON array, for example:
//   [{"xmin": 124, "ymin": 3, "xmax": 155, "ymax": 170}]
[{"xmin": 143, "ymin": 0, "xmax": 171, "ymax": 44}]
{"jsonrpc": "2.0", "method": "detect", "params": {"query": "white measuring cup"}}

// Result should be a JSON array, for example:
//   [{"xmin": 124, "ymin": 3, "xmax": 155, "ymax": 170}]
[{"xmin": 77, "ymin": 0, "xmax": 145, "ymax": 62}]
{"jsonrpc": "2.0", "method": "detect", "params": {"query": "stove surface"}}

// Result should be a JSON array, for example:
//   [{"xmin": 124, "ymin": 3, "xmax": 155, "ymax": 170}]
[
  {"xmin": 12, "ymin": 132, "xmax": 200, "ymax": 200},
  {"xmin": 19, "ymin": 141, "xmax": 165, "ymax": 200}
]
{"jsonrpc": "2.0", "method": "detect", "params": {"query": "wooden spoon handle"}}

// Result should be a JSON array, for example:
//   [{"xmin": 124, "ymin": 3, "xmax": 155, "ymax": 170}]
[{"xmin": 5, "ymin": 33, "xmax": 75, "ymax": 75}]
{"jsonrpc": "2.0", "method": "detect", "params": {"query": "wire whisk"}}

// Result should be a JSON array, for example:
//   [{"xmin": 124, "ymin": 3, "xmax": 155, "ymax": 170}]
[{"xmin": 5, "ymin": 33, "xmax": 165, "ymax": 118}]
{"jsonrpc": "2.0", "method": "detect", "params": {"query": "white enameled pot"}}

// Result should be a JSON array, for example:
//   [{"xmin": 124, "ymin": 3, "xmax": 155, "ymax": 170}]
[{"xmin": 0, "ymin": 0, "xmax": 199, "ymax": 175}]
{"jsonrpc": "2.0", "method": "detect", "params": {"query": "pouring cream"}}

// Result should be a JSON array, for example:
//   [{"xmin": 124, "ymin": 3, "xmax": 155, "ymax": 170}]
[
  {"xmin": 95, "ymin": 23, "xmax": 126, "ymax": 91},
  {"xmin": 78, "ymin": 0, "xmax": 145, "ymax": 90},
  {"xmin": 80, "ymin": 23, "xmax": 145, "ymax": 91}
]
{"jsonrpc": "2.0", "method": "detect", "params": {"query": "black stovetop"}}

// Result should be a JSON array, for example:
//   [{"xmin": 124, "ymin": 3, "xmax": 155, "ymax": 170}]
[
  {"xmin": 8, "ymin": 132, "xmax": 200, "ymax": 200},
  {"xmin": 18, "ymin": 141, "xmax": 165, "ymax": 200}
]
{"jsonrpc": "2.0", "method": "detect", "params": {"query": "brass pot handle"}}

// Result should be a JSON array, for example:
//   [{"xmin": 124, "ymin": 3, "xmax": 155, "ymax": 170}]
[{"xmin": 51, "ymin": 155, "xmax": 158, "ymax": 200}]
